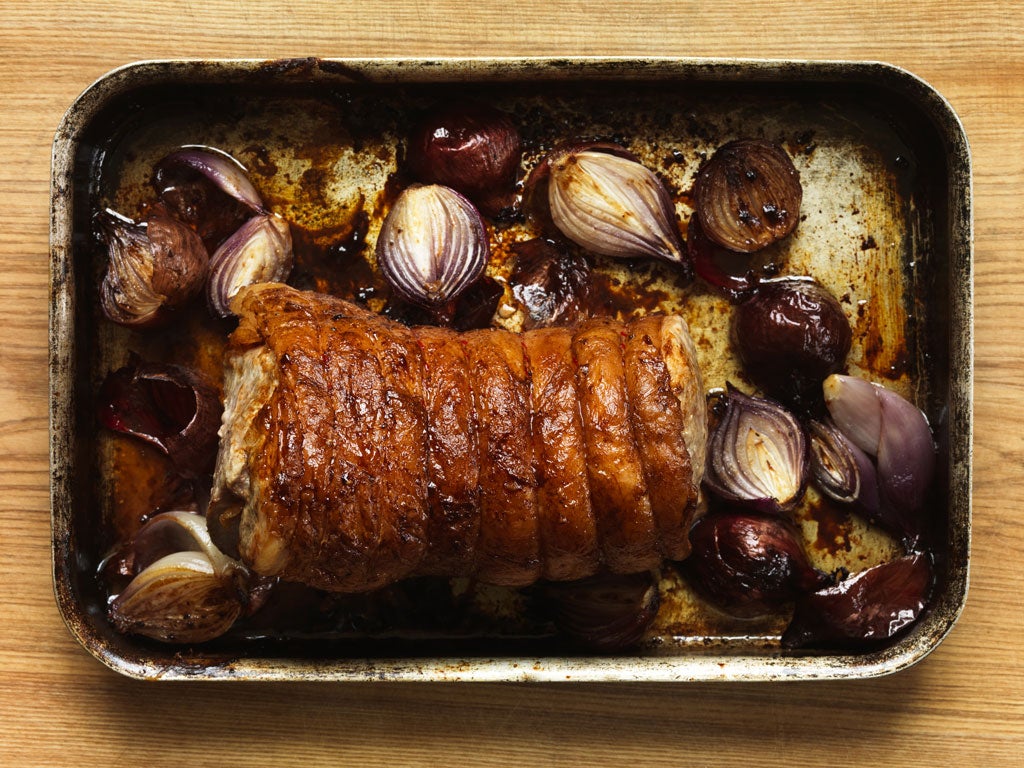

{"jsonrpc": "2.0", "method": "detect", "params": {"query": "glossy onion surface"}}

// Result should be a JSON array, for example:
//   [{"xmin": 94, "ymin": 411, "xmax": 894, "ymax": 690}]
[
  {"xmin": 694, "ymin": 138, "xmax": 802, "ymax": 253},
  {"xmin": 686, "ymin": 511, "xmax": 829, "ymax": 617},
  {"xmin": 510, "ymin": 238, "xmax": 592, "ymax": 329},
  {"xmin": 406, "ymin": 102, "xmax": 522, "ymax": 218},
  {"xmin": 782, "ymin": 553, "xmax": 933, "ymax": 649},
  {"xmin": 732, "ymin": 278, "xmax": 852, "ymax": 410}
]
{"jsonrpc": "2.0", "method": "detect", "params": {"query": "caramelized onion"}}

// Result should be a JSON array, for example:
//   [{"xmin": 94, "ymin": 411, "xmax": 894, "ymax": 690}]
[
  {"xmin": 540, "ymin": 572, "xmax": 660, "ymax": 652},
  {"xmin": 154, "ymin": 146, "xmax": 266, "ymax": 250},
  {"xmin": 510, "ymin": 238, "xmax": 592, "ymax": 329},
  {"xmin": 782, "ymin": 553, "xmax": 933, "ymax": 649},
  {"xmin": 406, "ymin": 102, "xmax": 522, "ymax": 218},
  {"xmin": 155, "ymin": 146, "xmax": 265, "ymax": 213},
  {"xmin": 686, "ymin": 511, "xmax": 829, "ymax": 617},
  {"xmin": 376, "ymin": 184, "xmax": 489, "ymax": 309},
  {"xmin": 703, "ymin": 385, "xmax": 807, "ymax": 513},
  {"xmin": 809, "ymin": 418, "xmax": 858, "ymax": 503},
  {"xmin": 107, "ymin": 511, "xmax": 245, "ymax": 644},
  {"xmin": 694, "ymin": 139, "xmax": 802, "ymax": 253},
  {"xmin": 528, "ymin": 143, "xmax": 685, "ymax": 265},
  {"xmin": 96, "ymin": 207, "xmax": 208, "ymax": 327},
  {"xmin": 208, "ymin": 214, "xmax": 294, "ymax": 317},
  {"xmin": 97, "ymin": 357, "xmax": 223, "ymax": 477},
  {"xmin": 732, "ymin": 278, "xmax": 852, "ymax": 410}
]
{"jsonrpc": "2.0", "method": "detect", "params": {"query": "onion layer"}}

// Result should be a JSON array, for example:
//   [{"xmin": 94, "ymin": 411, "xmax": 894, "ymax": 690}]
[
  {"xmin": 694, "ymin": 139, "xmax": 802, "ymax": 253},
  {"xmin": 208, "ymin": 214, "xmax": 294, "ymax": 317},
  {"xmin": 97, "ymin": 357, "xmax": 223, "ymax": 477},
  {"xmin": 703, "ymin": 385, "xmax": 808, "ymax": 514},
  {"xmin": 376, "ymin": 184, "xmax": 489, "ymax": 309},
  {"xmin": 782, "ymin": 553, "xmax": 933, "ymax": 649}
]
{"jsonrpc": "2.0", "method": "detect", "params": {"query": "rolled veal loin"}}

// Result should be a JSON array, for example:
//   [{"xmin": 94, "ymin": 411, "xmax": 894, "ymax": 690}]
[{"xmin": 208, "ymin": 283, "xmax": 706, "ymax": 593}]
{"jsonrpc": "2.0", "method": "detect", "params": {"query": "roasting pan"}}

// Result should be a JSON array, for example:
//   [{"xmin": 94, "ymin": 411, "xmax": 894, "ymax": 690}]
[{"xmin": 50, "ymin": 57, "xmax": 973, "ymax": 681}]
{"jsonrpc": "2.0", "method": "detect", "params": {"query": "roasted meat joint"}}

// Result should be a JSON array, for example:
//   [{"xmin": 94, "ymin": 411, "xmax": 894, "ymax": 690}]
[{"xmin": 207, "ymin": 283, "xmax": 707, "ymax": 593}]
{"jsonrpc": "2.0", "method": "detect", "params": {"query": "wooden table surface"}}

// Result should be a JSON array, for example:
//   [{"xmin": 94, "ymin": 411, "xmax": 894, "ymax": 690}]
[{"xmin": 3, "ymin": 1, "xmax": 1022, "ymax": 765}]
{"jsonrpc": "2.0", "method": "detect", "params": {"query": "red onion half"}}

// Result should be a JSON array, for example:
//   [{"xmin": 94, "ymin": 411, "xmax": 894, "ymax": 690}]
[
  {"xmin": 686, "ymin": 511, "xmax": 830, "ymax": 618},
  {"xmin": 782, "ymin": 553, "xmax": 933, "ymax": 649},
  {"xmin": 207, "ymin": 214, "xmax": 294, "ymax": 317},
  {"xmin": 96, "ymin": 206, "xmax": 208, "ymax": 327},
  {"xmin": 376, "ymin": 184, "xmax": 489, "ymax": 310},
  {"xmin": 808, "ymin": 418, "xmax": 880, "ymax": 512},
  {"xmin": 406, "ymin": 102, "xmax": 522, "ymax": 218},
  {"xmin": 703, "ymin": 385, "xmax": 808, "ymax": 514},
  {"xmin": 97, "ymin": 357, "xmax": 223, "ymax": 477},
  {"xmin": 823, "ymin": 375, "xmax": 936, "ymax": 542},
  {"xmin": 526, "ymin": 142, "xmax": 687, "ymax": 268},
  {"xmin": 731, "ymin": 278, "xmax": 852, "ymax": 410},
  {"xmin": 107, "ymin": 511, "xmax": 245, "ymax": 644},
  {"xmin": 694, "ymin": 138, "xmax": 802, "ymax": 253}
]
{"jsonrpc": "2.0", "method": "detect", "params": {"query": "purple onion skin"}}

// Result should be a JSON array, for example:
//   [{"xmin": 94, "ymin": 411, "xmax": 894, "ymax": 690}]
[
  {"xmin": 687, "ymin": 216, "xmax": 761, "ymax": 302},
  {"xmin": 406, "ymin": 102, "xmax": 522, "ymax": 218},
  {"xmin": 824, "ymin": 375, "xmax": 937, "ymax": 546},
  {"xmin": 876, "ymin": 388, "xmax": 937, "ymax": 526},
  {"xmin": 523, "ymin": 142, "xmax": 641, "ymax": 240},
  {"xmin": 808, "ymin": 418, "xmax": 882, "ymax": 519},
  {"xmin": 782, "ymin": 553, "xmax": 933, "ymax": 649},
  {"xmin": 808, "ymin": 416, "xmax": 931, "ymax": 546},
  {"xmin": 97, "ymin": 356, "xmax": 223, "ymax": 478},
  {"xmin": 686, "ymin": 511, "xmax": 830, "ymax": 618},
  {"xmin": 732, "ymin": 278, "xmax": 852, "ymax": 412},
  {"xmin": 153, "ymin": 149, "xmax": 259, "ymax": 250},
  {"xmin": 540, "ymin": 572, "xmax": 660, "ymax": 652}
]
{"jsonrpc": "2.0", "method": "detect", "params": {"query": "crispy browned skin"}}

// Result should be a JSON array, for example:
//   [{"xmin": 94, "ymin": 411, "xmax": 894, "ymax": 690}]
[
  {"xmin": 462, "ymin": 328, "xmax": 542, "ymax": 585},
  {"xmin": 354, "ymin": 312, "xmax": 430, "ymax": 586},
  {"xmin": 571, "ymin": 317, "xmax": 660, "ymax": 573},
  {"xmin": 523, "ymin": 327, "xmax": 599, "ymax": 580},
  {"xmin": 234, "ymin": 292, "xmax": 381, "ymax": 590},
  {"xmin": 218, "ymin": 284, "xmax": 703, "ymax": 592},
  {"xmin": 415, "ymin": 325, "xmax": 481, "ymax": 575},
  {"xmin": 623, "ymin": 316, "xmax": 695, "ymax": 560}
]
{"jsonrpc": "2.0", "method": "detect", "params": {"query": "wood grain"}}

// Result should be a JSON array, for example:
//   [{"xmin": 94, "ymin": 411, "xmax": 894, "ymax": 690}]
[{"xmin": 3, "ymin": 1, "xmax": 1023, "ymax": 765}]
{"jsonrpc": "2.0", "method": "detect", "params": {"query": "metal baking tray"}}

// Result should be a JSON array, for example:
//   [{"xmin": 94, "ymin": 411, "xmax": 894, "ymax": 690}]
[{"xmin": 50, "ymin": 57, "xmax": 973, "ymax": 681}]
